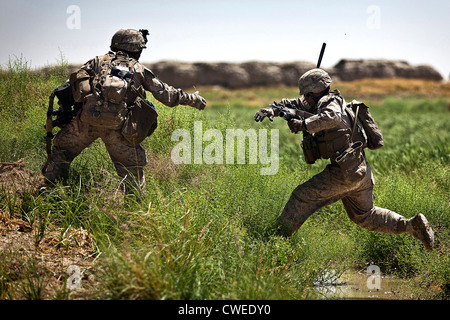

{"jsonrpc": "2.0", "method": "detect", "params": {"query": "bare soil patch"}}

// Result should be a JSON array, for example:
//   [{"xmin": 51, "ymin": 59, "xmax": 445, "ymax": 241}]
[{"xmin": 0, "ymin": 160, "xmax": 98, "ymax": 299}]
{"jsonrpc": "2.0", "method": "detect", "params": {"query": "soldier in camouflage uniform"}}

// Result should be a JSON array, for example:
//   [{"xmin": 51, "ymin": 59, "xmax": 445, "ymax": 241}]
[
  {"xmin": 254, "ymin": 68, "xmax": 435, "ymax": 250},
  {"xmin": 44, "ymin": 29, "xmax": 206, "ymax": 193}
]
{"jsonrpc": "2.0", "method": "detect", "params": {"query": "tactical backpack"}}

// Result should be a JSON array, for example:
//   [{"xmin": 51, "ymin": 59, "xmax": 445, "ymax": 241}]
[
  {"xmin": 345, "ymin": 100, "xmax": 384, "ymax": 150},
  {"xmin": 79, "ymin": 52, "xmax": 137, "ymax": 130},
  {"xmin": 78, "ymin": 52, "xmax": 158, "ymax": 144}
]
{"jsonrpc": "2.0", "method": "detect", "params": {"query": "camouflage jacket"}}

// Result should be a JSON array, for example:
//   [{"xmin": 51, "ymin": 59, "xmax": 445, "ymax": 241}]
[{"xmin": 276, "ymin": 89, "xmax": 366, "ymax": 160}]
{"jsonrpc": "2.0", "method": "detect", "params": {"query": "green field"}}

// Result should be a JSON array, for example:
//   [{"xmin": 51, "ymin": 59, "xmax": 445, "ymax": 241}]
[{"xmin": 0, "ymin": 58, "xmax": 449, "ymax": 300}]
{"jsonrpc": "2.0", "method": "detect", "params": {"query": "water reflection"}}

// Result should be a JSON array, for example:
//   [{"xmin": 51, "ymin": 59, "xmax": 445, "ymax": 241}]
[{"xmin": 313, "ymin": 270, "xmax": 412, "ymax": 300}]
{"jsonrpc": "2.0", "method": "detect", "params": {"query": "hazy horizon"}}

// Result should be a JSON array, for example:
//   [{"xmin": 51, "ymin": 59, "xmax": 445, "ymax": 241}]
[{"xmin": 1, "ymin": 0, "xmax": 449, "ymax": 79}]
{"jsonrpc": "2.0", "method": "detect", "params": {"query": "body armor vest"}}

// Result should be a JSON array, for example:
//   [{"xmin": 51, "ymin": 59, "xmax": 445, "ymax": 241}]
[{"xmin": 310, "ymin": 91, "xmax": 366, "ymax": 162}]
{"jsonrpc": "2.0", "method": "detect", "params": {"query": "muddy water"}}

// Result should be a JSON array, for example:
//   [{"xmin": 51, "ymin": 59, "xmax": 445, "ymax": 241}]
[{"xmin": 313, "ymin": 270, "xmax": 413, "ymax": 300}]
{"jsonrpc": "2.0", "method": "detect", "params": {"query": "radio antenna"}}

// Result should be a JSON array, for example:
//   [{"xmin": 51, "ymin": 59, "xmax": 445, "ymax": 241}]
[{"xmin": 317, "ymin": 42, "xmax": 326, "ymax": 68}]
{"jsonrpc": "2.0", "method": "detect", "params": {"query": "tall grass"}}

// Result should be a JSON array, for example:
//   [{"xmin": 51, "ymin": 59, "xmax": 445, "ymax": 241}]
[{"xmin": 0, "ymin": 57, "xmax": 448, "ymax": 299}]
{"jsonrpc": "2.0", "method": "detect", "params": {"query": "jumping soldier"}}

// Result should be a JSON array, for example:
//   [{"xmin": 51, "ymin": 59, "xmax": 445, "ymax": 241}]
[
  {"xmin": 254, "ymin": 68, "xmax": 435, "ymax": 250},
  {"xmin": 43, "ymin": 29, "xmax": 206, "ymax": 193}
]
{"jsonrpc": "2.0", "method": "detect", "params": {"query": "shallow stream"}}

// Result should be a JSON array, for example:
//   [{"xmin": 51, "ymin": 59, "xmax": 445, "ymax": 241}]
[{"xmin": 313, "ymin": 269, "xmax": 414, "ymax": 300}]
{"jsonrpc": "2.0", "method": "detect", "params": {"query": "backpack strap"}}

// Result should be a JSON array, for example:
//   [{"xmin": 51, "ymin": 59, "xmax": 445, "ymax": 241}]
[
  {"xmin": 350, "ymin": 102, "xmax": 359, "ymax": 142},
  {"xmin": 345, "ymin": 102, "xmax": 367, "ymax": 143}
]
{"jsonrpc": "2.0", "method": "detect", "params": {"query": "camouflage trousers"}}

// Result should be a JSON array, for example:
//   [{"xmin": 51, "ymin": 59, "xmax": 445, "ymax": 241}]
[
  {"xmin": 277, "ymin": 158, "xmax": 408, "ymax": 236},
  {"xmin": 44, "ymin": 115, "xmax": 147, "ymax": 192}
]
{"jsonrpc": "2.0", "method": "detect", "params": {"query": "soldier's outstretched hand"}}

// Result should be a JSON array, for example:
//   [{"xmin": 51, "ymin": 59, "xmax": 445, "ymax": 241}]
[
  {"xmin": 254, "ymin": 107, "xmax": 274, "ymax": 122},
  {"xmin": 191, "ymin": 91, "xmax": 207, "ymax": 110}
]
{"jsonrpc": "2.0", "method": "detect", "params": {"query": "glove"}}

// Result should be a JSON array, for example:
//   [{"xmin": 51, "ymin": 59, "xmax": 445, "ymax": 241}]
[
  {"xmin": 254, "ymin": 108, "xmax": 274, "ymax": 122},
  {"xmin": 288, "ymin": 119, "xmax": 306, "ymax": 133},
  {"xmin": 190, "ymin": 92, "xmax": 206, "ymax": 110}
]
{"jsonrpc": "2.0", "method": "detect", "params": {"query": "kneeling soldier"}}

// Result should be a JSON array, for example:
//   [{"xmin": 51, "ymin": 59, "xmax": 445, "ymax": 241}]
[{"xmin": 44, "ymin": 29, "xmax": 206, "ymax": 193}]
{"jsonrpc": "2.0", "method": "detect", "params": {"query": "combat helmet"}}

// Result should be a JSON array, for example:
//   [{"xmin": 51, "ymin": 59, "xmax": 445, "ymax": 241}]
[
  {"xmin": 110, "ymin": 29, "xmax": 149, "ymax": 53},
  {"xmin": 298, "ymin": 68, "xmax": 332, "ymax": 95}
]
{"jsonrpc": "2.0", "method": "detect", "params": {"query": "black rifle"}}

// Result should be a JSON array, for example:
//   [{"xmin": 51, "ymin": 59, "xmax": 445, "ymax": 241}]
[
  {"xmin": 50, "ymin": 83, "xmax": 81, "ymax": 128},
  {"xmin": 271, "ymin": 101, "xmax": 315, "ymax": 121},
  {"xmin": 270, "ymin": 101, "xmax": 301, "ymax": 121},
  {"xmin": 41, "ymin": 83, "xmax": 80, "ymax": 174}
]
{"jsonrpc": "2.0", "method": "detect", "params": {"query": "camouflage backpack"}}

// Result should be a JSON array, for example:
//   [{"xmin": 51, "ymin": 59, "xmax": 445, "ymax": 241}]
[
  {"xmin": 79, "ymin": 52, "xmax": 138, "ymax": 130},
  {"xmin": 346, "ymin": 100, "xmax": 384, "ymax": 150}
]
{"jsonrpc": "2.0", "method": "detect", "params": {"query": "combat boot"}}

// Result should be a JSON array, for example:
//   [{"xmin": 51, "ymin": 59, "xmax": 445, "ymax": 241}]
[{"xmin": 405, "ymin": 213, "xmax": 435, "ymax": 250}]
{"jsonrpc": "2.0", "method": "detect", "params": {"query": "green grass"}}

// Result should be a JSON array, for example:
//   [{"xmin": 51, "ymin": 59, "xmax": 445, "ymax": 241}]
[{"xmin": 0, "ymin": 57, "xmax": 449, "ymax": 300}]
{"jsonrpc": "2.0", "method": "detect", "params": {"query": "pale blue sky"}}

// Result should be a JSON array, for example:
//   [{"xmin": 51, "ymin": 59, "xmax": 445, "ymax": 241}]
[{"xmin": 1, "ymin": 0, "xmax": 449, "ymax": 78}]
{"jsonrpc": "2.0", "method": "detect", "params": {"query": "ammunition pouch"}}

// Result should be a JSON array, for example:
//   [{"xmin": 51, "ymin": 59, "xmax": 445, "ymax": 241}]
[
  {"xmin": 315, "ymin": 129, "xmax": 351, "ymax": 161},
  {"xmin": 335, "ymin": 141, "xmax": 366, "ymax": 182},
  {"xmin": 121, "ymin": 97, "xmax": 158, "ymax": 145},
  {"xmin": 301, "ymin": 133, "xmax": 320, "ymax": 164},
  {"xmin": 80, "ymin": 93, "xmax": 127, "ymax": 130},
  {"xmin": 69, "ymin": 69, "xmax": 91, "ymax": 103},
  {"xmin": 301, "ymin": 128, "xmax": 353, "ymax": 165}
]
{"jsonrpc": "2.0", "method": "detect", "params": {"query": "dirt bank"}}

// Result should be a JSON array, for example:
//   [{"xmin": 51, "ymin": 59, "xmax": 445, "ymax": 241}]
[{"xmin": 0, "ymin": 160, "xmax": 98, "ymax": 299}]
